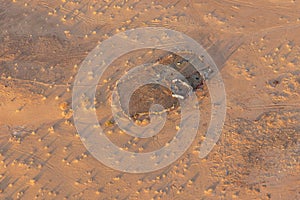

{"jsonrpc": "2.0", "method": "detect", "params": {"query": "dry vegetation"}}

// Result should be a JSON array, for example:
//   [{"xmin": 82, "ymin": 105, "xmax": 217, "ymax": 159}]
[{"xmin": 0, "ymin": 0, "xmax": 299, "ymax": 199}]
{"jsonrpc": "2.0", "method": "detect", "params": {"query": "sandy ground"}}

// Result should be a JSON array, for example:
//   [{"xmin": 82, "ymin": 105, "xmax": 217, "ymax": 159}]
[{"xmin": 0, "ymin": 0, "xmax": 299, "ymax": 199}]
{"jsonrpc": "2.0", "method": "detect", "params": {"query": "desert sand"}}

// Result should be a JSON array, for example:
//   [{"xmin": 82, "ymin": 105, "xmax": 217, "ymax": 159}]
[{"xmin": 0, "ymin": 0, "xmax": 299, "ymax": 199}]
